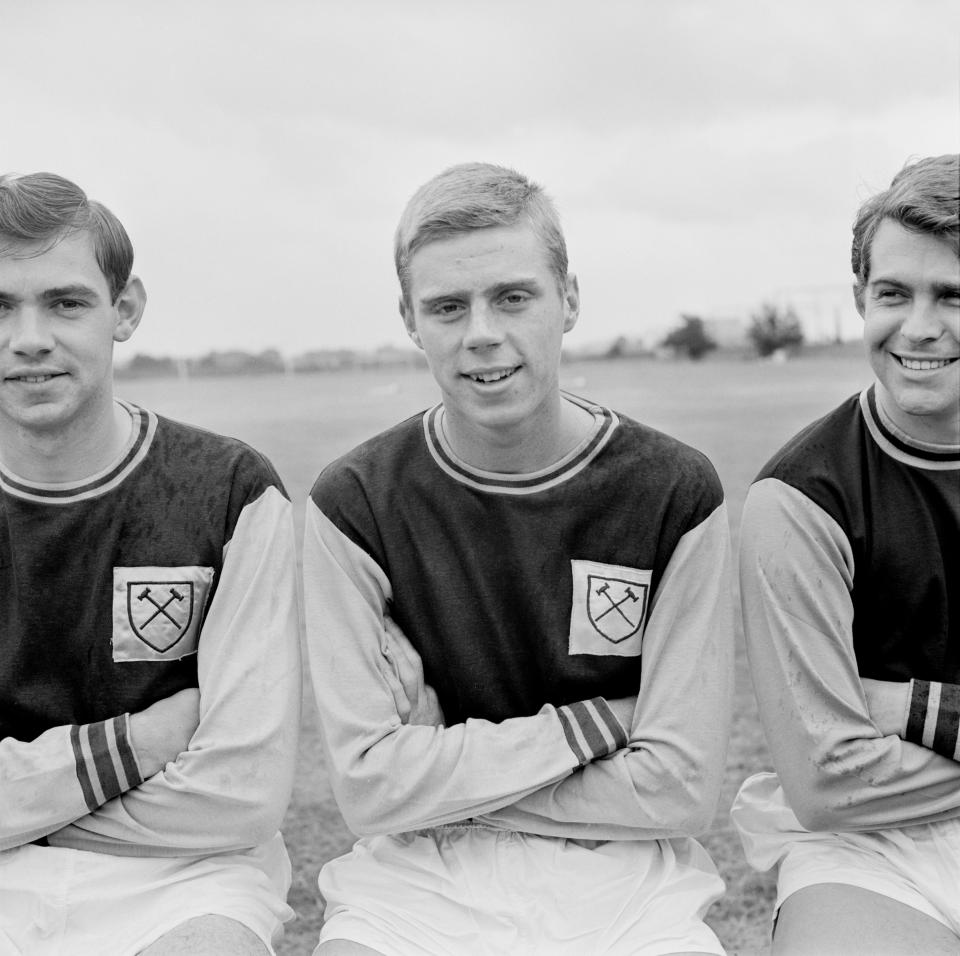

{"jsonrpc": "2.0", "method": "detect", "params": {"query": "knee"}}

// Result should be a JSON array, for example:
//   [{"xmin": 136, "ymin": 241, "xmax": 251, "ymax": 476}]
[{"xmin": 139, "ymin": 915, "xmax": 269, "ymax": 955}]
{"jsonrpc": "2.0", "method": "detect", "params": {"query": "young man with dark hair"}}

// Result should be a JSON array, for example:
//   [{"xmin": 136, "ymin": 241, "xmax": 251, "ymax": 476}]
[
  {"xmin": 733, "ymin": 154, "xmax": 960, "ymax": 954},
  {"xmin": 0, "ymin": 172, "xmax": 301, "ymax": 955},
  {"xmin": 304, "ymin": 162, "xmax": 734, "ymax": 955}
]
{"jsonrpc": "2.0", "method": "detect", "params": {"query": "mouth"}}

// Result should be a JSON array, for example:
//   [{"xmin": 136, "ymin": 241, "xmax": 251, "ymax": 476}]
[
  {"xmin": 894, "ymin": 355, "xmax": 958, "ymax": 371},
  {"xmin": 464, "ymin": 366, "xmax": 521, "ymax": 385},
  {"xmin": 5, "ymin": 372, "xmax": 67, "ymax": 385}
]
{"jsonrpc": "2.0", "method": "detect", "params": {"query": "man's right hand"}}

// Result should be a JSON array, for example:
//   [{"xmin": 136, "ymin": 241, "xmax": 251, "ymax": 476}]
[{"xmin": 128, "ymin": 688, "xmax": 201, "ymax": 779}]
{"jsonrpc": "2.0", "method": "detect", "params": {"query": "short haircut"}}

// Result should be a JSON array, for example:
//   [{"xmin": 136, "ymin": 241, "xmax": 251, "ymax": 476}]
[
  {"xmin": 851, "ymin": 154, "xmax": 960, "ymax": 300},
  {"xmin": 394, "ymin": 162, "xmax": 568, "ymax": 305},
  {"xmin": 0, "ymin": 172, "xmax": 134, "ymax": 302}
]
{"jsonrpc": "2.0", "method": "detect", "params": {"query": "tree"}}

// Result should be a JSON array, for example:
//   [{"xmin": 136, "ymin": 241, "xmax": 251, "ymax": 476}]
[
  {"xmin": 606, "ymin": 335, "xmax": 629, "ymax": 359},
  {"xmin": 661, "ymin": 314, "xmax": 717, "ymax": 360},
  {"xmin": 748, "ymin": 303, "xmax": 805, "ymax": 357},
  {"xmin": 117, "ymin": 353, "xmax": 179, "ymax": 379}
]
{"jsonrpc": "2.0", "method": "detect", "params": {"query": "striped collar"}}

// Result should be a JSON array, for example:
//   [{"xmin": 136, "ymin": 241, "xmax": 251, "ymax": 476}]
[
  {"xmin": 0, "ymin": 401, "xmax": 157, "ymax": 504},
  {"xmin": 422, "ymin": 393, "xmax": 618, "ymax": 494},
  {"xmin": 861, "ymin": 386, "xmax": 960, "ymax": 471}
]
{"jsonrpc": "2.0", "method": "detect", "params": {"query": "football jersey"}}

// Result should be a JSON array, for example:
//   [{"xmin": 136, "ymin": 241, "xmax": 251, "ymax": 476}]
[
  {"xmin": 755, "ymin": 386, "xmax": 959, "ymax": 683},
  {"xmin": 738, "ymin": 386, "xmax": 960, "ymax": 831},
  {"xmin": 305, "ymin": 394, "xmax": 734, "ymax": 840},
  {"xmin": 0, "ymin": 401, "xmax": 301, "ymax": 855}
]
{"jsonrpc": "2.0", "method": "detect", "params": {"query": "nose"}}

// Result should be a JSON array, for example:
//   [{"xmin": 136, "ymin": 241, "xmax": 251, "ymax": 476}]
[
  {"xmin": 899, "ymin": 296, "xmax": 942, "ymax": 344},
  {"xmin": 8, "ymin": 308, "xmax": 55, "ymax": 356},
  {"xmin": 462, "ymin": 302, "xmax": 504, "ymax": 350}
]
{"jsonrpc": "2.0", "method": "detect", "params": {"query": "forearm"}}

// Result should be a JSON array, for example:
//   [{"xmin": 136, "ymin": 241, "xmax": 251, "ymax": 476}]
[
  {"xmin": 319, "ymin": 677, "xmax": 628, "ymax": 836},
  {"xmin": 475, "ymin": 740, "xmax": 724, "ymax": 841},
  {"xmin": 50, "ymin": 487, "xmax": 301, "ymax": 855},
  {"xmin": 1, "ymin": 716, "xmax": 143, "ymax": 851},
  {"xmin": 742, "ymin": 479, "xmax": 960, "ymax": 831},
  {"xmin": 478, "ymin": 504, "xmax": 734, "ymax": 840},
  {"xmin": 305, "ymin": 501, "xmax": 627, "ymax": 836}
]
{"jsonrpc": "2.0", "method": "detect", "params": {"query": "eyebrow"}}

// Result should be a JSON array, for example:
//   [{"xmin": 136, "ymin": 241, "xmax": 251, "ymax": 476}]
[
  {"xmin": 417, "ymin": 277, "xmax": 543, "ymax": 307},
  {"xmin": 41, "ymin": 284, "xmax": 102, "ymax": 300},
  {"xmin": 869, "ymin": 276, "xmax": 960, "ymax": 296}
]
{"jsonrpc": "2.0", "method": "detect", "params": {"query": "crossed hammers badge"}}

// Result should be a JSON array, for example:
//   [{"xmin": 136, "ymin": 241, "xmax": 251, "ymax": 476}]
[
  {"xmin": 126, "ymin": 581, "xmax": 195, "ymax": 652},
  {"xmin": 586, "ymin": 575, "xmax": 649, "ymax": 643}
]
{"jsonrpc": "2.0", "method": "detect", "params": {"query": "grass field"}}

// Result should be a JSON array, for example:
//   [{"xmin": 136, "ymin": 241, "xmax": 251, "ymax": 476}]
[{"xmin": 121, "ymin": 349, "xmax": 873, "ymax": 956}]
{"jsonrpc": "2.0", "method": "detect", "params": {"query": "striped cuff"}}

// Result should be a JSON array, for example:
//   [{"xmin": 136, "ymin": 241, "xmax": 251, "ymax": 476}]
[
  {"xmin": 70, "ymin": 715, "xmax": 145, "ymax": 812},
  {"xmin": 905, "ymin": 680, "xmax": 960, "ymax": 761},
  {"xmin": 556, "ymin": 697, "xmax": 629, "ymax": 767}
]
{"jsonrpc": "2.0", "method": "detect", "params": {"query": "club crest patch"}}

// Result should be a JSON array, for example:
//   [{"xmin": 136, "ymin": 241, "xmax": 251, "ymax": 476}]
[
  {"xmin": 568, "ymin": 560, "xmax": 651, "ymax": 657},
  {"xmin": 112, "ymin": 566, "xmax": 214, "ymax": 662}
]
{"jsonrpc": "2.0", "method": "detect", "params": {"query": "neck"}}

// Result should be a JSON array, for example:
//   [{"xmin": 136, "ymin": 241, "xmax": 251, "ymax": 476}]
[
  {"xmin": 0, "ymin": 401, "xmax": 132, "ymax": 483},
  {"xmin": 442, "ymin": 394, "xmax": 595, "ymax": 473},
  {"xmin": 875, "ymin": 384, "xmax": 960, "ymax": 447}
]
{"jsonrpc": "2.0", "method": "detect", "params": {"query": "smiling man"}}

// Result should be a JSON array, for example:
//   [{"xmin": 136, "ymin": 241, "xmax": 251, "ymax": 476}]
[
  {"xmin": 303, "ymin": 163, "xmax": 734, "ymax": 955},
  {"xmin": 0, "ymin": 173, "xmax": 301, "ymax": 955},
  {"xmin": 732, "ymin": 153, "xmax": 960, "ymax": 954}
]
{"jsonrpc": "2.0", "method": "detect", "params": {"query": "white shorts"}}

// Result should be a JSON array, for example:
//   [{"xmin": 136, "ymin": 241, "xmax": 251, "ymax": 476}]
[
  {"xmin": 732, "ymin": 772, "xmax": 960, "ymax": 935},
  {"xmin": 0, "ymin": 832, "xmax": 293, "ymax": 956},
  {"xmin": 317, "ymin": 823, "xmax": 726, "ymax": 956}
]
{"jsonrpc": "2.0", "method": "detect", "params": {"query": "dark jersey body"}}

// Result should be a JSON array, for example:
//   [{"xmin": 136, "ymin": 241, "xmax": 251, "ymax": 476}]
[
  {"xmin": 312, "ymin": 397, "xmax": 724, "ymax": 725},
  {"xmin": 757, "ymin": 386, "xmax": 959, "ymax": 683},
  {"xmin": 1, "ymin": 402, "xmax": 283, "ymax": 742}
]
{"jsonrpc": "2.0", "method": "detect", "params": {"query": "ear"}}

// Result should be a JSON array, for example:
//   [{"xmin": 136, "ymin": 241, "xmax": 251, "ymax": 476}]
[
  {"xmin": 112, "ymin": 276, "xmax": 147, "ymax": 343},
  {"xmin": 853, "ymin": 281, "xmax": 865, "ymax": 319},
  {"xmin": 400, "ymin": 295, "xmax": 423, "ymax": 349},
  {"xmin": 562, "ymin": 273, "xmax": 580, "ymax": 334}
]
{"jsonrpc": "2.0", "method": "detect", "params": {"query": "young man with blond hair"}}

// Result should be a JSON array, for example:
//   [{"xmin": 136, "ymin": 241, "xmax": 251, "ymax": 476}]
[
  {"xmin": 0, "ymin": 173, "xmax": 301, "ymax": 955},
  {"xmin": 733, "ymin": 153, "xmax": 960, "ymax": 954},
  {"xmin": 304, "ymin": 162, "xmax": 734, "ymax": 955}
]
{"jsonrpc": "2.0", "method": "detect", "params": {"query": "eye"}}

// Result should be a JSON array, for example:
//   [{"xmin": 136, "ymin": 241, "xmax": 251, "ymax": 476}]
[
  {"xmin": 500, "ymin": 290, "xmax": 531, "ymax": 308},
  {"xmin": 55, "ymin": 298, "xmax": 87, "ymax": 313},
  {"xmin": 431, "ymin": 301, "xmax": 464, "ymax": 318}
]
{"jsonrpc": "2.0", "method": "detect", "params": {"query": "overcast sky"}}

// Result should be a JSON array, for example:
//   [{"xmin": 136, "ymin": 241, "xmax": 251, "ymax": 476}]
[{"xmin": 2, "ymin": 0, "xmax": 958, "ymax": 357}]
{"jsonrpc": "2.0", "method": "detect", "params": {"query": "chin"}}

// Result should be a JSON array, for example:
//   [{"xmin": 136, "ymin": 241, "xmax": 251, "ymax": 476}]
[{"xmin": 10, "ymin": 402, "xmax": 75, "ymax": 431}]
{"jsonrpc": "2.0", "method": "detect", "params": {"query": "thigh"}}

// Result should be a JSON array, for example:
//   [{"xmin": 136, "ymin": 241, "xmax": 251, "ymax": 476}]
[
  {"xmin": 139, "ymin": 916, "xmax": 268, "ymax": 956},
  {"xmin": 315, "ymin": 944, "xmax": 386, "ymax": 956},
  {"xmin": 318, "ymin": 830, "xmax": 491, "ymax": 956},
  {"xmin": 774, "ymin": 884, "xmax": 960, "ymax": 956},
  {"xmin": 0, "ymin": 928, "xmax": 21, "ymax": 956},
  {"xmin": 321, "ymin": 831, "xmax": 727, "ymax": 956},
  {"xmin": 0, "ymin": 844, "xmax": 73, "ymax": 955},
  {"xmin": 0, "ymin": 839, "xmax": 291, "ymax": 956},
  {"xmin": 586, "ymin": 838, "xmax": 725, "ymax": 956},
  {"xmin": 120, "ymin": 838, "xmax": 292, "ymax": 955}
]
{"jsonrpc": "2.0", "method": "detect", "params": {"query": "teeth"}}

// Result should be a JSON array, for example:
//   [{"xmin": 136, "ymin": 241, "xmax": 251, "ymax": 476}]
[
  {"xmin": 471, "ymin": 368, "xmax": 515, "ymax": 383},
  {"xmin": 899, "ymin": 357, "xmax": 955, "ymax": 371},
  {"xmin": 20, "ymin": 375, "xmax": 54, "ymax": 383}
]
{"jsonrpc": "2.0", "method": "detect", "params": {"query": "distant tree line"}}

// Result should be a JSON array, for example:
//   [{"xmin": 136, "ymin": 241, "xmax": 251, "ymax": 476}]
[
  {"xmin": 116, "ymin": 346, "xmax": 427, "ymax": 379},
  {"xmin": 659, "ymin": 303, "xmax": 805, "ymax": 360},
  {"xmin": 120, "ymin": 303, "xmax": 811, "ymax": 379}
]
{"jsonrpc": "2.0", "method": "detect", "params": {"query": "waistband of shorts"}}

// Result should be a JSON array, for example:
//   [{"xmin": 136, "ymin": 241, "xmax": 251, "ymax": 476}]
[
  {"xmin": 429, "ymin": 820, "xmax": 606, "ymax": 849},
  {"xmin": 433, "ymin": 819, "xmax": 496, "ymax": 832}
]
